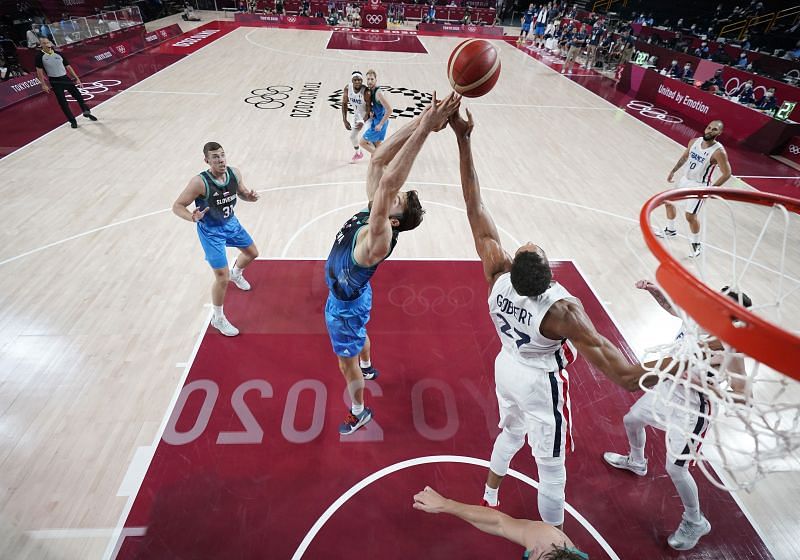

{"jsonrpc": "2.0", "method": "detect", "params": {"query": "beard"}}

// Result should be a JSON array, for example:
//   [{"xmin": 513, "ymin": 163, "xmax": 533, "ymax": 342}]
[{"xmin": 703, "ymin": 133, "xmax": 716, "ymax": 141}]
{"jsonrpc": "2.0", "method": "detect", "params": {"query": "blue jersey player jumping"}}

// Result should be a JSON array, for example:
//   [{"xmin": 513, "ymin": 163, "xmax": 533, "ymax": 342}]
[
  {"xmin": 360, "ymin": 69, "xmax": 393, "ymax": 155},
  {"xmin": 325, "ymin": 91, "xmax": 462, "ymax": 435},
  {"xmin": 172, "ymin": 142, "xmax": 260, "ymax": 337}
]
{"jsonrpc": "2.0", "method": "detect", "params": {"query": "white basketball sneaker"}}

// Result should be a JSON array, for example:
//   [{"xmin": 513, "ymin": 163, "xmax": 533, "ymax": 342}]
[
  {"xmin": 211, "ymin": 315, "xmax": 239, "ymax": 337},
  {"xmin": 668, "ymin": 514, "xmax": 711, "ymax": 550},
  {"xmin": 230, "ymin": 269, "xmax": 251, "ymax": 291},
  {"xmin": 603, "ymin": 452, "xmax": 648, "ymax": 476}
]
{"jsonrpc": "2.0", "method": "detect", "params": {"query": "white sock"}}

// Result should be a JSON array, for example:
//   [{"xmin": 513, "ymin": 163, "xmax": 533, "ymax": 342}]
[
  {"xmin": 359, "ymin": 359, "xmax": 371, "ymax": 369},
  {"xmin": 483, "ymin": 485, "xmax": 499, "ymax": 506},
  {"xmin": 351, "ymin": 402, "xmax": 364, "ymax": 416},
  {"xmin": 666, "ymin": 219, "xmax": 676, "ymax": 230},
  {"xmin": 213, "ymin": 305, "xmax": 224, "ymax": 319},
  {"xmin": 689, "ymin": 232, "xmax": 701, "ymax": 244},
  {"xmin": 630, "ymin": 445, "xmax": 646, "ymax": 464},
  {"xmin": 232, "ymin": 265, "xmax": 243, "ymax": 277}
]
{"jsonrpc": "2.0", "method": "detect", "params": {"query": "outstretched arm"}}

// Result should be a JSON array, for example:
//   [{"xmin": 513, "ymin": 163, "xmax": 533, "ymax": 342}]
[
  {"xmin": 413, "ymin": 487, "xmax": 573, "ymax": 552},
  {"xmin": 451, "ymin": 108, "xmax": 512, "ymax": 286},
  {"xmin": 357, "ymin": 93, "xmax": 461, "ymax": 266},
  {"xmin": 543, "ymin": 300, "xmax": 648, "ymax": 391},
  {"xmin": 365, "ymin": 113, "xmax": 423, "ymax": 201},
  {"xmin": 635, "ymin": 280, "xmax": 677, "ymax": 316}
]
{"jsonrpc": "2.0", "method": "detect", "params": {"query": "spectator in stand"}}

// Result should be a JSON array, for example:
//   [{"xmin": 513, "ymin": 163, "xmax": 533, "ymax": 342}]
[
  {"xmin": 755, "ymin": 88, "xmax": 778, "ymax": 111},
  {"xmin": 644, "ymin": 13, "xmax": 654, "ymax": 26},
  {"xmin": 619, "ymin": 30, "xmax": 636, "ymax": 65},
  {"xmin": 275, "ymin": 0, "xmax": 284, "ymax": 14},
  {"xmin": 664, "ymin": 59, "xmax": 683, "ymax": 79},
  {"xmin": 585, "ymin": 21, "xmax": 605, "ymax": 69},
  {"xmin": 681, "ymin": 62, "xmax": 694, "ymax": 83},
  {"xmin": 26, "ymin": 24, "xmax": 39, "ymax": 47},
  {"xmin": 736, "ymin": 52, "xmax": 748, "ymax": 69},
  {"xmin": 425, "ymin": 1, "xmax": 437, "ymax": 24},
  {"xmin": 699, "ymin": 68, "xmax": 724, "ymax": 92},
  {"xmin": 462, "ymin": 7, "xmax": 472, "ymax": 25},
  {"xmin": 693, "ymin": 42, "xmax": 710, "ymax": 58},
  {"xmin": 733, "ymin": 79, "xmax": 756, "ymax": 105},
  {"xmin": 786, "ymin": 40, "xmax": 800, "ymax": 61}
]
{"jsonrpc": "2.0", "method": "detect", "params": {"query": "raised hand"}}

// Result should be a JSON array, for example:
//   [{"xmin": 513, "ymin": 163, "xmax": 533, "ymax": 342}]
[
  {"xmin": 449, "ymin": 107, "xmax": 474, "ymax": 139},
  {"xmin": 420, "ymin": 91, "xmax": 462, "ymax": 132}
]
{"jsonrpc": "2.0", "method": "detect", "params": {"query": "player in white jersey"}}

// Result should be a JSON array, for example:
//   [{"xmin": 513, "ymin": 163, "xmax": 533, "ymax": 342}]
[
  {"xmin": 448, "ymin": 108, "xmax": 650, "ymax": 530},
  {"xmin": 657, "ymin": 120, "xmax": 732, "ymax": 257},
  {"xmin": 341, "ymin": 71, "xmax": 372, "ymax": 163},
  {"xmin": 603, "ymin": 280, "xmax": 751, "ymax": 551}
]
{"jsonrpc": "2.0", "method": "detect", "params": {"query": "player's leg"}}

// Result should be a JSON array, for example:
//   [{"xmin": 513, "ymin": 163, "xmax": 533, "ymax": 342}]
[
  {"xmin": 665, "ymin": 395, "xmax": 711, "ymax": 550},
  {"xmin": 484, "ymin": 352, "xmax": 527, "ymax": 505},
  {"xmin": 359, "ymin": 333, "xmax": 379, "ymax": 379},
  {"xmin": 683, "ymin": 197, "xmax": 703, "ymax": 257},
  {"xmin": 64, "ymin": 80, "xmax": 95, "ymax": 118},
  {"xmin": 325, "ymin": 288, "xmax": 374, "ymax": 434},
  {"xmin": 198, "ymin": 224, "xmax": 239, "ymax": 336},
  {"xmin": 603, "ymin": 395, "xmax": 651, "ymax": 475},
  {"xmin": 349, "ymin": 120, "xmax": 364, "ymax": 162},
  {"xmin": 527, "ymin": 369, "xmax": 569, "ymax": 528},
  {"xmin": 229, "ymin": 221, "xmax": 258, "ymax": 291}
]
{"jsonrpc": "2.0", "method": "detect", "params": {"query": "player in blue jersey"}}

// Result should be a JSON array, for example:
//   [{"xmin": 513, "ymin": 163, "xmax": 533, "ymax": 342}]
[
  {"xmin": 360, "ymin": 69, "xmax": 394, "ymax": 155},
  {"xmin": 326, "ymin": 92, "xmax": 462, "ymax": 435},
  {"xmin": 172, "ymin": 142, "xmax": 260, "ymax": 337}
]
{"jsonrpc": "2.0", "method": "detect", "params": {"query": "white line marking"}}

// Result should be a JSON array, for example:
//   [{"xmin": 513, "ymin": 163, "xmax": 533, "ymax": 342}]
[
  {"xmin": 175, "ymin": 362, "xmax": 187, "ymax": 368},
  {"xmin": 290, "ymin": 455, "xmax": 619, "ymax": 560},
  {"xmin": 735, "ymin": 175, "xmax": 800, "ymax": 180},
  {"xmin": 0, "ymin": 181, "xmax": 632, "ymax": 267},
  {"xmin": 29, "ymin": 527, "xmax": 146, "ymax": 539},
  {"xmin": 102, "ymin": 315, "xmax": 211, "ymax": 560},
  {"xmin": 126, "ymin": 90, "xmax": 220, "ymax": 95},
  {"xmin": 280, "ymin": 199, "xmax": 522, "ymax": 257}
]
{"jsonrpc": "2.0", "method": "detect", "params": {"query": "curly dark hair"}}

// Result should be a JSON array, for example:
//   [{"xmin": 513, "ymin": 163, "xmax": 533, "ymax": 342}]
[
  {"xmin": 394, "ymin": 190, "xmax": 425, "ymax": 232},
  {"xmin": 538, "ymin": 545, "xmax": 588, "ymax": 560},
  {"xmin": 510, "ymin": 250, "xmax": 552, "ymax": 297}
]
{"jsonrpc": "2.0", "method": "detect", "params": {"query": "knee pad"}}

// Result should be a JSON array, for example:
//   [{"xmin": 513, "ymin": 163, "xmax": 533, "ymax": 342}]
[
  {"xmin": 536, "ymin": 456, "xmax": 566, "ymax": 525},
  {"xmin": 489, "ymin": 429, "xmax": 525, "ymax": 476}
]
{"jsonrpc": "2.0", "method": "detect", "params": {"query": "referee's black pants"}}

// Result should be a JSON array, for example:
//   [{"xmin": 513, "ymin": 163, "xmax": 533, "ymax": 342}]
[{"xmin": 49, "ymin": 75, "xmax": 90, "ymax": 125}]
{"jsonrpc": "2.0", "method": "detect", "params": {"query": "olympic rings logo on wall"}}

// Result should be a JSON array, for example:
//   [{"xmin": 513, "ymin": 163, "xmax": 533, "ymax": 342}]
[
  {"xmin": 625, "ymin": 100, "xmax": 684, "ymax": 123},
  {"xmin": 723, "ymin": 77, "xmax": 767, "ymax": 99},
  {"xmin": 245, "ymin": 85, "xmax": 294, "ymax": 109},
  {"xmin": 366, "ymin": 14, "xmax": 384, "ymax": 25},
  {"xmin": 65, "ymin": 79, "xmax": 122, "ymax": 101},
  {"xmin": 286, "ymin": 16, "xmax": 297, "ymax": 23},
  {"xmin": 387, "ymin": 285, "xmax": 475, "ymax": 316}
]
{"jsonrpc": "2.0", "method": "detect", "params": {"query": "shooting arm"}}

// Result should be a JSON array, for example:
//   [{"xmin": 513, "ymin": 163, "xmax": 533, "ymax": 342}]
[
  {"xmin": 457, "ymin": 135, "xmax": 512, "ymax": 284},
  {"xmin": 365, "ymin": 114, "xmax": 423, "ymax": 201}
]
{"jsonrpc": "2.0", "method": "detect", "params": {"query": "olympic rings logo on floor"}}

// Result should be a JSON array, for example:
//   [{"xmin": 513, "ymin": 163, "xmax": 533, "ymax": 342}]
[
  {"xmin": 387, "ymin": 285, "xmax": 474, "ymax": 316},
  {"xmin": 65, "ymin": 79, "xmax": 122, "ymax": 101},
  {"xmin": 625, "ymin": 100, "xmax": 684, "ymax": 123},
  {"xmin": 365, "ymin": 14, "xmax": 384, "ymax": 25},
  {"xmin": 245, "ymin": 85, "xmax": 294, "ymax": 109},
  {"xmin": 789, "ymin": 144, "xmax": 800, "ymax": 155}
]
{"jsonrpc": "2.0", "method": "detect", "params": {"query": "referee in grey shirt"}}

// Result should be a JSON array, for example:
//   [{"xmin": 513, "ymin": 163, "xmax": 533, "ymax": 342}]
[{"xmin": 35, "ymin": 37, "xmax": 98, "ymax": 129}]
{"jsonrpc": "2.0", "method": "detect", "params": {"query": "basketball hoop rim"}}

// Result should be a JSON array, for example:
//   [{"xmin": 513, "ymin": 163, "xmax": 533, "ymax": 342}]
[{"xmin": 640, "ymin": 187, "xmax": 800, "ymax": 379}]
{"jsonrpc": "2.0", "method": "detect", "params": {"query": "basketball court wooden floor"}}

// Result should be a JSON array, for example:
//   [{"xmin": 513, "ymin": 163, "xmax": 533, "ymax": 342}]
[{"xmin": 1, "ymin": 22, "xmax": 797, "ymax": 559}]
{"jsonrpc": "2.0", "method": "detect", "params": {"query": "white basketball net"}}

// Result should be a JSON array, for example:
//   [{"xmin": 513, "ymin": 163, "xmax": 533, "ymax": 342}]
[{"xmin": 637, "ymin": 192, "xmax": 800, "ymax": 492}]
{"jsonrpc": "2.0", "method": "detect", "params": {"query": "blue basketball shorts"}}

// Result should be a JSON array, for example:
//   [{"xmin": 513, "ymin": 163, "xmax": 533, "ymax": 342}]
[
  {"xmin": 362, "ymin": 118, "xmax": 389, "ymax": 144},
  {"xmin": 535, "ymin": 23, "xmax": 546, "ymax": 35},
  {"xmin": 196, "ymin": 217, "xmax": 254, "ymax": 270},
  {"xmin": 522, "ymin": 23, "xmax": 531, "ymax": 33},
  {"xmin": 325, "ymin": 284, "xmax": 372, "ymax": 358}
]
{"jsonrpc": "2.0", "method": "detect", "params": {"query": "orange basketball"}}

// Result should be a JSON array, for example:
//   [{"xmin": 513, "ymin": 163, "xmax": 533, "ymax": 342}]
[{"xmin": 447, "ymin": 39, "xmax": 501, "ymax": 98}]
